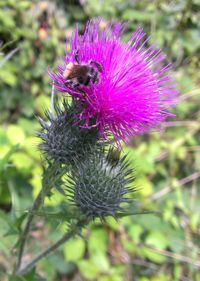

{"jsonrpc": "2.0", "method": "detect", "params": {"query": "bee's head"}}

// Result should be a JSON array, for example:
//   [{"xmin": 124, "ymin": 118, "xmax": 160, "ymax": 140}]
[{"xmin": 63, "ymin": 62, "xmax": 75, "ymax": 79}]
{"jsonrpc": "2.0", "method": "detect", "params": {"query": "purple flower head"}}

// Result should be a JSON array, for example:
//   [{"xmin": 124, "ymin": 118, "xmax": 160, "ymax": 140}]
[{"xmin": 50, "ymin": 18, "xmax": 178, "ymax": 143}]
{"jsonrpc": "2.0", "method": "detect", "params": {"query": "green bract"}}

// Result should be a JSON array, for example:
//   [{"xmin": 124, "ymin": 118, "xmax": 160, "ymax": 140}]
[
  {"xmin": 67, "ymin": 149, "xmax": 135, "ymax": 220},
  {"xmin": 38, "ymin": 101, "xmax": 99, "ymax": 165}
]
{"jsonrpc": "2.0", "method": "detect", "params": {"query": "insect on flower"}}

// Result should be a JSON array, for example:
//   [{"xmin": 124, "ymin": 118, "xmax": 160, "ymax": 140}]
[
  {"xmin": 50, "ymin": 18, "xmax": 178, "ymax": 144},
  {"xmin": 63, "ymin": 50, "xmax": 103, "ymax": 93}
]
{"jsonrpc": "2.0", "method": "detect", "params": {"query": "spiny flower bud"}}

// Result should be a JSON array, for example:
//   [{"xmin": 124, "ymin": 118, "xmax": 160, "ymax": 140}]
[
  {"xmin": 38, "ymin": 101, "xmax": 99, "ymax": 165},
  {"xmin": 67, "ymin": 149, "xmax": 135, "ymax": 220}
]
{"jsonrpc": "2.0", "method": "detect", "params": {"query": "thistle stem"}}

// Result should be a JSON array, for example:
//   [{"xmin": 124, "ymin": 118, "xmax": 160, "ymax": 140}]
[
  {"xmin": 16, "ymin": 189, "xmax": 44, "ymax": 272},
  {"xmin": 15, "ymin": 162, "xmax": 62, "ymax": 273},
  {"xmin": 17, "ymin": 220, "xmax": 86, "ymax": 276}
]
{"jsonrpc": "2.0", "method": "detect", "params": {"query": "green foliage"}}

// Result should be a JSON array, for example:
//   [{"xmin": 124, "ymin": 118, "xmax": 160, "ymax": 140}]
[
  {"xmin": 64, "ymin": 237, "xmax": 86, "ymax": 262},
  {"xmin": 1, "ymin": 0, "xmax": 200, "ymax": 281}
]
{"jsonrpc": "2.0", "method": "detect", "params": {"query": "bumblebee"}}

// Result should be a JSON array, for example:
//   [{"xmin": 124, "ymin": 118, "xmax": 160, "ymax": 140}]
[{"xmin": 63, "ymin": 51, "xmax": 103, "ymax": 90}]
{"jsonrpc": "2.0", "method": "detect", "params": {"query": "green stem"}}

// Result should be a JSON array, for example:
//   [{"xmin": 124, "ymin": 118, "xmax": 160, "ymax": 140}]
[
  {"xmin": 15, "ymin": 162, "xmax": 63, "ymax": 273},
  {"xmin": 16, "ymin": 189, "xmax": 44, "ymax": 272},
  {"xmin": 17, "ymin": 220, "xmax": 86, "ymax": 276}
]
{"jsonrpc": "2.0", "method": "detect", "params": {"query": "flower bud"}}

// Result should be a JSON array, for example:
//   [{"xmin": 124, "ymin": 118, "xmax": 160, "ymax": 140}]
[
  {"xmin": 67, "ymin": 149, "xmax": 135, "ymax": 220},
  {"xmin": 38, "ymin": 101, "xmax": 98, "ymax": 165}
]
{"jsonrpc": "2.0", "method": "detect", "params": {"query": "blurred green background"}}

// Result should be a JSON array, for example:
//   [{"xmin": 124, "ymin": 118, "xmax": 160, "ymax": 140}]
[{"xmin": 0, "ymin": 0, "xmax": 200, "ymax": 280}]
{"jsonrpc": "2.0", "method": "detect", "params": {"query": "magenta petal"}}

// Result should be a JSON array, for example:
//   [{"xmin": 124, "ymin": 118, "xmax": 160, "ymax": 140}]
[{"xmin": 49, "ymin": 18, "xmax": 178, "ymax": 143}]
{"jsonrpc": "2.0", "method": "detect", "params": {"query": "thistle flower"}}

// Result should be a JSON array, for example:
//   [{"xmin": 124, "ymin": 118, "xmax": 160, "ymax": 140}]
[
  {"xmin": 67, "ymin": 149, "xmax": 135, "ymax": 220},
  {"xmin": 38, "ymin": 101, "xmax": 98, "ymax": 165},
  {"xmin": 50, "ymin": 18, "xmax": 178, "ymax": 143}
]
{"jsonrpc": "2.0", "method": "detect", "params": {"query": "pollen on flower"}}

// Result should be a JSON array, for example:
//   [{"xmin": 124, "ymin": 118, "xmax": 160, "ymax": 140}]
[{"xmin": 49, "ymin": 18, "xmax": 178, "ymax": 144}]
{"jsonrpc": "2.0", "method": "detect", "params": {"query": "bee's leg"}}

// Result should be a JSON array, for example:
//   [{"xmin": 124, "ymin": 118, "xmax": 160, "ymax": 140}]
[
  {"xmin": 88, "ymin": 68, "xmax": 99, "ymax": 84},
  {"xmin": 65, "ymin": 80, "xmax": 79, "ymax": 88},
  {"xmin": 87, "ymin": 77, "xmax": 92, "ymax": 86},
  {"xmin": 90, "ymin": 60, "xmax": 103, "ymax": 72},
  {"xmin": 74, "ymin": 50, "xmax": 80, "ymax": 64},
  {"xmin": 72, "ymin": 82, "xmax": 80, "ymax": 88},
  {"xmin": 91, "ymin": 72, "xmax": 98, "ymax": 84},
  {"xmin": 74, "ymin": 84, "xmax": 87, "ymax": 96},
  {"xmin": 78, "ymin": 89, "xmax": 87, "ymax": 96},
  {"xmin": 65, "ymin": 80, "xmax": 86, "ymax": 95},
  {"xmin": 95, "ymin": 73, "xmax": 99, "ymax": 83}
]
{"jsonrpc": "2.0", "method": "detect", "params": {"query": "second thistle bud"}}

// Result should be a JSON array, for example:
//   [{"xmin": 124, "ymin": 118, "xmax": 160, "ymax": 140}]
[{"xmin": 67, "ymin": 149, "xmax": 135, "ymax": 220}]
